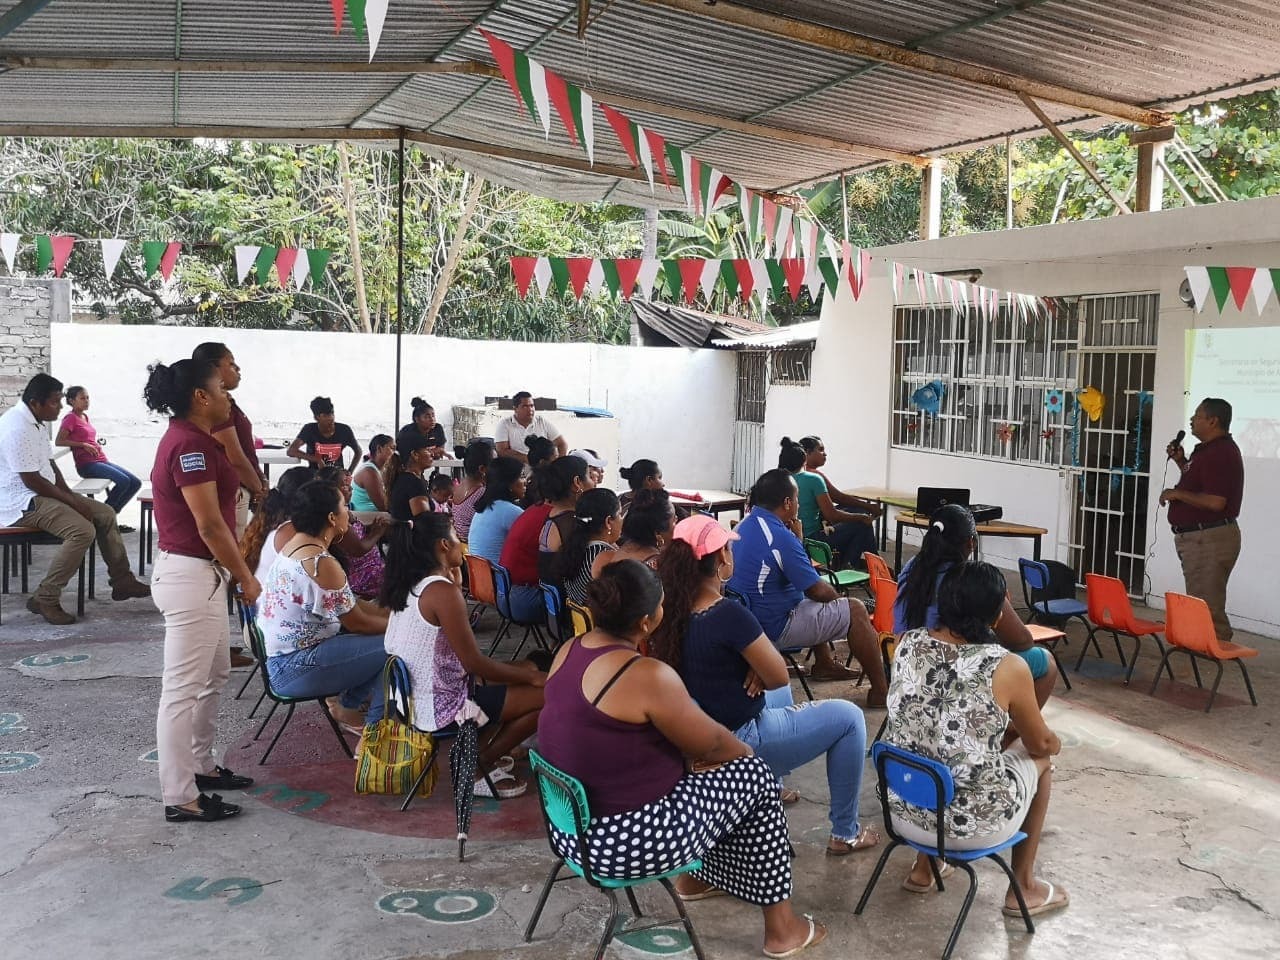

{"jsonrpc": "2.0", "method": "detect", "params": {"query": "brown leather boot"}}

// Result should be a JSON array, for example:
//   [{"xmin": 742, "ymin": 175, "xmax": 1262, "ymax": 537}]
[
  {"xmin": 111, "ymin": 578, "xmax": 152, "ymax": 601},
  {"xmin": 26, "ymin": 596, "xmax": 76, "ymax": 625}
]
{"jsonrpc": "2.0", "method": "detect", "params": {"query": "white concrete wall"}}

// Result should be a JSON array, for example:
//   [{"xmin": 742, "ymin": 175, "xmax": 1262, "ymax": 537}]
[
  {"xmin": 807, "ymin": 195, "xmax": 1280, "ymax": 638},
  {"xmin": 47, "ymin": 324, "xmax": 737, "ymax": 499}
]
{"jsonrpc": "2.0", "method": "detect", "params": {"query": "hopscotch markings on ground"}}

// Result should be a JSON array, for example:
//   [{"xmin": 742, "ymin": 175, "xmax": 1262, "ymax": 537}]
[
  {"xmin": 0, "ymin": 752, "xmax": 40, "ymax": 773},
  {"xmin": 0, "ymin": 712, "xmax": 28, "ymax": 734},
  {"xmin": 17, "ymin": 654, "xmax": 90, "ymax": 668},
  {"xmin": 614, "ymin": 918, "xmax": 693, "ymax": 955},
  {"xmin": 164, "ymin": 877, "xmax": 264, "ymax": 906},
  {"xmin": 1055, "ymin": 723, "xmax": 1119, "ymax": 750},
  {"xmin": 139, "ymin": 748, "xmax": 159, "ymax": 763},
  {"xmin": 377, "ymin": 889, "xmax": 497, "ymax": 923}
]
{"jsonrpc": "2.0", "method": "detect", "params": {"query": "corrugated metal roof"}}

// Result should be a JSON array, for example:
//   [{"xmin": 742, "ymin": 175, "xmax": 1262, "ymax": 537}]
[
  {"xmin": 1, "ymin": 0, "xmax": 1278, "ymax": 206},
  {"xmin": 711, "ymin": 319, "xmax": 820, "ymax": 348},
  {"xmin": 632, "ymin": 299, "xmax": 771, "ymax": 347}
]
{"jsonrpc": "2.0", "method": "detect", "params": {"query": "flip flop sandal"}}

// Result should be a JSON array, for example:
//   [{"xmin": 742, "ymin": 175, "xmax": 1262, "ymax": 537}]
[
  {"xmin": 779, "ymin": 787, "xmax": 801, "ymax": 805},
  {"xmin": 1003, "ymin": 880, "xmax": 1069, "ymax": 918},
  {"xmin": 826, "ymin": 825, "xmax": 881, "ymax": 856},
  {"xmin": 490, "ymin": 755, "xmax": 516, "ymax": 774},
  {"xmin": 473, "ymin": 768, "xmax": 528, "ymax": 799},
  {"xmin": 902, "ymin": 862, "xmax": 955, "ymax": 893},
  {"xmin": 763, "ymin": 915, "xmax": 826, "ymax": 959},
  {"xmin": 677, "ymin": 886, "xmax": 728, "ymax": 902}
]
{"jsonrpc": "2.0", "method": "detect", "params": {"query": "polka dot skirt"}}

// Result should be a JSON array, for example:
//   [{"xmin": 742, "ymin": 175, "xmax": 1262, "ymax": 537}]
[{"xmin": 550, "ymin": 754, "xmax": 793, "ymax": 906}]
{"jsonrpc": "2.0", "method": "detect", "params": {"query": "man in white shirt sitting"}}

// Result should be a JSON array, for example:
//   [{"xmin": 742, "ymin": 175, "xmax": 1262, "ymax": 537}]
[
  {"xmin": 495, "ymin": 391, "xmax": 568, "ymax": 464},
  {"xmin": 0, "ymin": 374, "xmax": 149, "ymax": 624}
]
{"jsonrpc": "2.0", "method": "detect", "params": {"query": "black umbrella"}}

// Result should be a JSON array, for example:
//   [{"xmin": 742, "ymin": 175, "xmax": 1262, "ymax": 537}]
[{"xmin": 449, "ymin": 717, "xmax": 480, "ymax": 861}]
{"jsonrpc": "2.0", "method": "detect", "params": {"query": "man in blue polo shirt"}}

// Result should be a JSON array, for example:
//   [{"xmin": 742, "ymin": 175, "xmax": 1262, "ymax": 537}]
[{"xmin": 728, "ymin": 469, "xmax": 888, "ymax": 706}]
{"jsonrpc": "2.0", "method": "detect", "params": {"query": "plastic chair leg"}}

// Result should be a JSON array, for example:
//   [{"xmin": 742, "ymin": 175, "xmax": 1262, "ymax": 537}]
[
  {"xmin": 259, "ymin": 702, "xmax": 296, "ymax": 764},
  {"xmin": 941, "ymin": 861, "xmax": 980, "ymax": 960},
  {"xmin": 1108, "ymin": 629, "xmax": 1129, "ymax": 668},
  {"xmin": 1205, "ymin": 659, "xmax": 1225, "ymax": 712},
  {"xmin": 317, "ymin": 698, "xmax": 355, "ymax": 758},
  {"xmin": 1045, "ymin": 644, "xmax": 1072, "ymax": 691},
  {"xmin": 254, "ymin": 700, "xmax": 281, "ymax": 739},
  {"xmin": 1189, "ymin": 657, "xmax": 1204, "ymax": 688},
  {"xmin": 234, "ymin": 665, "xmax": 258, "ymax": 700},
  {"xmin": 595, "ymin": 889, "xmax": 621, "ymax": 960},
  {"xmin": 658, "ymin": 877, "xmax": 709, "ymax": 960},
  {"xmin": 1124, "ymin": 635, "xmax": 1143, "ymax": 686},
  {"xmin": 783, "ymin": 652, "xmax": 814, "ymax": 701},
  {"xmin": 1237, "ymin": 660, "xmax": 1259, "ymax": 707},
  {"xmin": 401, "ymin": 751, "xmax": 440, "ymax": 812},
  {"xmin": 524, "ymin": 859, "xmax": 565, "ymax": 942},
  {"xmin": 988, "ymin": 852, "xmax": 1035, "ymax": 933},
  {"xmin": 247, "ymin": 687, "xmax": 268, "ymax": 720},
  {"xmin": 1148, "ymin": 649, "xmax": 1177, "ymax": 696},
  {"xmin": 853, "ymin": 838, "xmax": 902, "ymax": 914},
  {"xmin": 625, "ymin": 887, "xmax": 643, "ymax": 918}
]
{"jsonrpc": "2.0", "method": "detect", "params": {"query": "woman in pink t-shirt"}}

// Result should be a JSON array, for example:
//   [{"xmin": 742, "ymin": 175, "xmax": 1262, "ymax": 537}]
[{"xmin": 55, "ymin": 386, "xmax": 142, "ymax": 516}]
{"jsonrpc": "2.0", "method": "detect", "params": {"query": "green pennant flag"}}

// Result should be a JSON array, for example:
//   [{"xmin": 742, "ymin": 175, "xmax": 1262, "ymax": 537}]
[
  {"xmin": 1206, "ymin": 266, "xmax": 1231, "ymax": 311},
  {"xmin": 661, "ymin": 259, "xmax": 683, "ymax": 300},
  {"xmin": 567, "ymin": 84, "xmax": 594, "ymax": 164},
  {"xmin": 764, "ymin": 259, "xmax": 787, "ymax": 298},
  {"xmin": 664, "ymin": 144, "xmax": 684, "ymax": 189},
  {"xmin": 718, "ymin": 259, "xmax": 739, "ymax": 300},
  {"xmin": 600, "ymin": 259, "xmax": 621, "ymax": 298},
  {"xmin": 348, "ymin": 0, "xmax": 367, "ymax": 38},
  {"xmin": 512, "ymin": 51, "xmax": 543, "ymax": 127},
  {"xmin": 699, "ymin": 164, "xmax": 714, "ymax": 216},
  {"xmin": 306, "ymin": 248, "xmax": 332, "ymax": 280},
  {"xmin": 255, "ymin": 245, "xmax": 279, "ymax": 285},
  {"xmin": 142, "ymin": 241, "xmax": 166, "ymax": 277},
  {"xmin": 35, "ymin": 235, "xmax": 53, "ymax": 273},
  {"xmin": 817, "ymin": 257, "xmax": 841, "ymax": 297},
  {"xmin": 1270, "ymin": 268, "xmax": 1280, "ymax": 299},
  {"xmin": 548, "ymin": 257, "xmax": 570, "ymax": 296}
]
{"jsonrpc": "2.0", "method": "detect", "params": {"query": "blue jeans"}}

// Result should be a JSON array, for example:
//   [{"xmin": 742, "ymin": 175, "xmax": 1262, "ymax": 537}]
[
  {"xmin": 267, "ymin": 633, "xmax": 387, "ymax": 723},
  {"xmin": 817, "ymin": 519, "xmax": 877, "ymax": 567},
  {"xmin": 506, "ymin": 583, "xmax": 545, "ymax": 623},
  {"xmin": 736, "ymin": 684, "xmax": 868, "ymax": 841},
  {"xmin": 78, "ymin": 459, "xmax": 142, "ymax": 514}
]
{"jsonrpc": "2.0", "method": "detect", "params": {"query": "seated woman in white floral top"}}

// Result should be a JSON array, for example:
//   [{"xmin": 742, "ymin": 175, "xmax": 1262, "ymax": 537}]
[
  {"xmin": 884, "ymin": 561, "xmax": 1067, "ymax": 918},
  {"xmin": 258, "ymin": 480, "xmax": 390, "ymax": 732}
]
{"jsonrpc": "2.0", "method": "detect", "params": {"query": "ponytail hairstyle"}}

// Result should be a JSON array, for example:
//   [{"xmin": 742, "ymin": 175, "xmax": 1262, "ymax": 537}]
[
  {"xmin": 618, "ymin": 458, "xmax": 659, "ymax": 492},
  {"xmin": 797, "ymin": 436, "xmax": 822, "ymax": 454},
  {"xmin": 289, "ymin": 480, "xmax": 343, "ymax": 537},
  {"xmin": 379, "ymin": 512, "xmax": 455, "ymax": 612},
  {"xmin": 526, "ymin": 435, "xmax": 556, "ymax": 470},
  {"xmin": 620, "ymin": 487, "xmax": 674, "ymax": 549},
  {"xmin": 537, "ymin": 455, "xmax": 587, "ymax": 505},
  {"xmin": 315, "ymin": 465, "xmax": 345, "ymax": 487},
  {"xmin": 586, "ymin": 558, "xmax": 664, "ymax": 635},
  {"xmin": 650, "ymin": 538, "xmax": 720, "ymax": 671},
  {"xmin": 409, "ymin": 396, "xmax": 434, "ymax": 425},
  {"xmin": 365, "ymin": 433, "xmax": 393, "ymax": 462},
  {"xmin": 241, "ymin": 466, "xmax": 312, "ymax": 572},
  {"xmin": 899, "ymin": 503, "xmax": 978, "ymax": 631},
  {"xmin": 475, "ymin": 456, "xmax": 525, "ymax": 514},
  {"xmin": 777, "ymin": 436, "xmax": 807, "ymax": 472},
  {"xmin": 429, "ymin": 471, "xmax": 455, "ymax": 496},
  {"xmin": 555, "ymin": 487, "xmax": 620, "ymax": 585},
  {"xmin": 935, "ymin": 561, "xmax": 1007, "ymax": 645},
  {"xmin": 382, "ymin": 431, "xmax": 432, "ymax": 493},
  {"xmin": 191, "ymin": 341, "xmax": 231, "ymax": 366},
  {"xmin": 65, "ymin": 385, "xmax": 87, "ymax": 404},
  {"xmin": 142, "ymin": 358, "xmax": 218, "ymax": 419},
  {"xmin": 462, "ymin": 439, "xmax": 495, "ymax": 478}
]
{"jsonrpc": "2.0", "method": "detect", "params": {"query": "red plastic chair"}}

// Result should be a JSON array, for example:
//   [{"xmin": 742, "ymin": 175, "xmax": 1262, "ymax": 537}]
[
  {"xmin": 1150, "ymin": 593, "xmax": 1259, "ymax": 712},
  {"xmin": 865, "ymin": 577, "xmax": 898, "ymax": 747},
  {"xmin": 863, "ymin": 551, "xmax": 893, "ymax": 584},
  {"xmin": 1085, "ymin": 574, "xmax": 1172, "ymax": 686},
  {"xmin": 464, "ymin": 553, "xmax": 510, "ymax": 646}
]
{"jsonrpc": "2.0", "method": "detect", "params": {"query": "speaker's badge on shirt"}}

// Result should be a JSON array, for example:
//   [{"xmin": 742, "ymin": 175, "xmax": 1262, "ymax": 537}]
[{"xmin": 179, "ymin": 452, "xmax": 207, "ymax": 473}]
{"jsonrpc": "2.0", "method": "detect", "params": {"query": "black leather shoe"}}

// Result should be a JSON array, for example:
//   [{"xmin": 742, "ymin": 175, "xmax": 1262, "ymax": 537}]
[
  {"xmin": 194, "ymin": 766, "xmax": 254, "ymax": 791},
  {"xmin": 164, "ymin": 793, "xmax": 241, "ymax": 822}
]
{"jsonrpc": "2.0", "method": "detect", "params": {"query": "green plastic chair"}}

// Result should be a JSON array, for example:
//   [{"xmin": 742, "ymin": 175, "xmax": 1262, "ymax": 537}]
[
  {"xmin": 524, "ymin": 750, "xmax": 708, "ymax": 960},
  {"xmin": 805, "ymin": 537, "xmax": 872, "ymax": 598}
]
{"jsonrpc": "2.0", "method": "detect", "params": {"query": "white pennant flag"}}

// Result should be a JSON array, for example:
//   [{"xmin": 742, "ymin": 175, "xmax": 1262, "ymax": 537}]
[
  {"xmin": 365, "ymin": 0, "xmax": 390, "ymax": 63},
  {"xmin": 528, "ymin": 59, "xmax": 552, "ymax": 138},
  {"xmin": 774, "ymin": 207, "xmax": 794, "ymax": 259},
  {"xmin": 804, "ymin": 259, "xmax": 824, "ymax": 302},
  {"xmin": 533, "ymin": 257, "xmax": 553, "ymax": 298},
  {"xmin": 636, "ymin": 126, "xmax": 655, "ymax": 192},
  {"xmin": 1183, "ymin": 266, "xmax": 1211, "ymax": 313},
  {"xmin": 822, "ymin": 231, "xmax": 840, "ymax": 261},
  {"xmin": 1250, "ymin": 267, "xmax": 1274, "ymax": 315},
  {"xmin": 234, "ymin": 245, "xmax": 260, "ymax": 284},
  {"xmin": 0, "ymin": 232, "xmax": 18, "ymax": 272},
  {"xmin": 580, "ymin": 90, "xmax": 595, "ymax": 166},
  {"xmin": 99, "ymin": 238, "xmax": 126, "ymax": 280},
  {"xmin": 636, "ymin": 258, "xmax": 662, "ymax": 299},
  {"xmin": 292, "ymin": 251, "xmax": 311, "ymax": 289},
  {"xmin": 586, "ymin": 258, "xmax": 606, "ymax": 295},
  {"xmin": 749, "ymin": 259, "xmax": 771, "ymax": 306},
  {"xmin": 699, "ymin": 259, "xmax": 721, "ymax": 301}
]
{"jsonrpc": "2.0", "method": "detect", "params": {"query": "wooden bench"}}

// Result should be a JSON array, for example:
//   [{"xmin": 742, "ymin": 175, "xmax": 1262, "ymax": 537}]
[
  {"xmin": 72, "ymin": 478, "xmax": 113, "ymax": 600},
  {"xmin": 0, "ymin": 526, "xmax": 87, "ymax": 624},
  {"xmin": 137, "ymin": 492, "xmax": 155, "ymax": 576}
]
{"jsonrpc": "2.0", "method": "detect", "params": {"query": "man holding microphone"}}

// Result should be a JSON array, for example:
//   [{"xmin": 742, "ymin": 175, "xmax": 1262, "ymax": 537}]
[{"xmin": 1160, "ymin": 398, "xmax": 1244, "ymax": 642}]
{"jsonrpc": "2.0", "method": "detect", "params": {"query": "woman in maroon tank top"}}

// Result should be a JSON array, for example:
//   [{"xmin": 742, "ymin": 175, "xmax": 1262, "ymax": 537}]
[{"xmin": 538, "ymin": 560, "xmax": 828, "ymax": 958}]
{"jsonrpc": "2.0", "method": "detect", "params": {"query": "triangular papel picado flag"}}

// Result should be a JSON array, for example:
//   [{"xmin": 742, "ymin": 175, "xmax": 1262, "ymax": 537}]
[
  {"xmin": 254, "ymin": 245, "xmax": 278, "ymax": 285},
  {"xmin": 0, "ymin": 233, "xmax": 19, "ymax": 272},
  {"xmin": 510, "ymin": 257, "xmax": 537, "ymax": 299}
]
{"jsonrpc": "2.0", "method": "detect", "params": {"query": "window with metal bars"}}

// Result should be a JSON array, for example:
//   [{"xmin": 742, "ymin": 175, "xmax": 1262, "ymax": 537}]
[
  {"xmin": 768, "ymin": 343, "xmax": 814, "ymax": 386},
  {"xmin": 890, "ymin": 302, "xmax": 1080, "ymax": 466}
]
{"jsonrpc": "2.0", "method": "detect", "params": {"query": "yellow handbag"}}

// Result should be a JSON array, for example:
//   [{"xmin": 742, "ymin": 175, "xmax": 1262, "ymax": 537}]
[{"xmin": 354, "ymin": 658, "xmax": 438, "ymax": 798}]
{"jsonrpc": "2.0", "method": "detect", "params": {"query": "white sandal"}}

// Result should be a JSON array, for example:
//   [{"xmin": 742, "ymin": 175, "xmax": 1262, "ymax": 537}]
[
  {"xmin": 473, "ymin": 767, "xmax": 527, "ymax": 799},
  {"xmin": 763, "ymin": 915, "xmax": 826, "ymax": 959}
]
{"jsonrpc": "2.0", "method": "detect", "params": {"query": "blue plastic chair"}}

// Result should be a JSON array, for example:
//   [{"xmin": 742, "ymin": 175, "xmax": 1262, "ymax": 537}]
[
  {"xmin": 524, "ymin": 750, "xmax": 708, "ymax": 960},
  {"xmin": 855, "ymin": 742, "xmax": 1036, "ymax": 960},
  {"xmin": 489, "ymin": 562, "xmax": 551, "ymax": 661},
  {"xmin": 1017, "ymin": 558, "xmax": 1115, "ymax": 669}
]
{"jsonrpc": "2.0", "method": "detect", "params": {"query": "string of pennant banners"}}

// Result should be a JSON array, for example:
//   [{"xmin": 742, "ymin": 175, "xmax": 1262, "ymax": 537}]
[
  {"xmin": 0, "ymin": 232, "xmax": 331, "ymax": 289},
  {"xmin": 1184, "ymin": 265, "xmax": 1280, "ymax": 314}
]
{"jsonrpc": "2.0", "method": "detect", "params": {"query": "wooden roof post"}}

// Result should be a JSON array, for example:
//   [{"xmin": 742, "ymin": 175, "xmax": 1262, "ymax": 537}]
[
  {"xmin": 1131, "ymin": 126, "xmax": 1176, "ymax": 213},
  {"xmin": 919, "ymin": 158, "xmax": 943, "ymax": 240}
]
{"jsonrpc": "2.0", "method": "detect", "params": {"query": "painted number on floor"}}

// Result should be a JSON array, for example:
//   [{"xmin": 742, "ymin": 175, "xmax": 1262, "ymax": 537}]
[
  {"xmin": 18, "ymin": 654, "xmax": 90, "ymax": 667},
  {"xmin": 164, "ymin": 877, "xmax": 263, "ymax": 906},
  {"xmin": 377, "ymin": 889, "xmax": 496, "ymax": 924},
  {"xmin": 0, "ymin": 713, "xmax": 28, "ymax": 735},
  {"xmin": 0, "ymin": 752, "xmax": 39, "ymax": 773}
]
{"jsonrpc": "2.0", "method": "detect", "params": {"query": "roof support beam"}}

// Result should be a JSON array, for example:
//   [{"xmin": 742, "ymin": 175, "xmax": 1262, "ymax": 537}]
[
  {"xmin": 0, "ymin": 0, "xmax": 55, "ymax": 41},
  {"xmin": 635, "ymin": 0, "xmax": 1171, "ymax": 128},
  {"xmin": 1018, "ymin": 93, "xmax": 1132, "ymax": 214}
]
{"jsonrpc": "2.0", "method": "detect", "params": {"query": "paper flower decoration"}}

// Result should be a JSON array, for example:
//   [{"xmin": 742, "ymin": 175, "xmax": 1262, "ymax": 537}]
[
  {"xmin": 1077, "ymin": 386, "xmax": 1106, "ymax": 423},
  {"xmin": 910, "ymin": 379, "xmax": 945, "ymax": 416},
  {"xmin": 1041, "ymin": 428, "xmax": 1056, "ymax": 441},
  {"xmin": 1045, "ymin": 389, "xmax": 1064, "ymax": 414},
  {"xmin": 995, "ymin": 423, "xmax": 1017, "ymax": 443}
]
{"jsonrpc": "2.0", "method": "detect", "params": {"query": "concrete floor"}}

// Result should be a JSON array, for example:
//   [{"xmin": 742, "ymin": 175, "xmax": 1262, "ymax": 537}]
[{"xmin": 1, "ymin": 543, "xmax": 1278, "ymax": 960}]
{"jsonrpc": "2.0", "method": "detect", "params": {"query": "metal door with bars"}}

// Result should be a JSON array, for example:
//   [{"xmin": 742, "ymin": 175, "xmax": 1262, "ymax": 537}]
[
  {"xmin": 1065, "ymin": 293, "xmax": 1159, "ymax": 596},
  {"xmin": 731, "ymin": 351, "xmax": 767, "ymax": 494}
]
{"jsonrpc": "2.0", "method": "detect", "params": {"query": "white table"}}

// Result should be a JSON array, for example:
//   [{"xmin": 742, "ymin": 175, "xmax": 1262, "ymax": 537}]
[{"xmin": 258, "ymin": 448, "xmax": 303, "ymax": 481}]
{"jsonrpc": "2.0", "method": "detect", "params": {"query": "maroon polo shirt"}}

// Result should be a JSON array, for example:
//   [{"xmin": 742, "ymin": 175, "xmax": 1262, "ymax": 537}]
[
  {"xmin": 1168, "ymin": 434, "xmax": 1244, "ymax": 528},
  {"xmin": 151, "ymin": 418, "xmax": 239, "ymax": 558},
  {"xmin": 214, "ymin": 399, "xmax": 260, "ymax": 474}
]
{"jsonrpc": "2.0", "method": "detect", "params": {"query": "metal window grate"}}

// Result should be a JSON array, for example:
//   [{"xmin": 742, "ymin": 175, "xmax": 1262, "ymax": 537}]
[
  {"xmin": 769, "ymin": 343, "xmax": 813, "ymax": 386},
  {"xmin": 736, "ymin": 351, "xmax": 767, "ymax": 423}
]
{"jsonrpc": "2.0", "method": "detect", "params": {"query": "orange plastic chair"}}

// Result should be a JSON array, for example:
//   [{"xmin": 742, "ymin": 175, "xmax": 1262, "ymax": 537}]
[
  {"xmin": 866, "ymin": 577, "xmax": 899, "ymax": 748},
  {"xmin": 464, "ymin": 553, "xmax": 512, "ymax": 647},
  {"xmin": 1150, "ymin": 592, "xmax": 1259, "ymax": 712},
  {"xmin": 1085, "ymin": 574, "xmax": 1172, "ymax": 685},
  {"xmin": 863, "ymin": 551, "xmax": 893, "ymax": 584}
]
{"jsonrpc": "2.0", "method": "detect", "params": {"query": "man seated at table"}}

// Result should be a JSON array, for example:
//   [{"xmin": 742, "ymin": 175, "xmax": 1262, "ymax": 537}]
[
  {"xmin": 0, "ymin": 373, "xmax": 150, "ymax": 625},
  {"xmin": 727, "ymin": 469, "xmax": 888, "ymax": 705},
  {"xmin": 288, "ymin": 396, "xmax": 361, "ymax": 471},
  {"xmin": 495, "ymin": 391, "xmax": 567, "ymax": 464}
]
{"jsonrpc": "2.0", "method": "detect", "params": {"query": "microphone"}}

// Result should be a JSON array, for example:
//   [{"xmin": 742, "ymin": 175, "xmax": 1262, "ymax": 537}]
[{"xmin": 1168, "ymin": 429, "xmax": 1185, "ymax": 459}]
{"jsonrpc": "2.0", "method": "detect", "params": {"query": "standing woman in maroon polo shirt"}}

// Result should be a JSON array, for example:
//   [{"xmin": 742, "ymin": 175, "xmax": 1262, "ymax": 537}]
[{"xmin": 145, "ymin": 358, "xmax": 261, "ymax": 823}]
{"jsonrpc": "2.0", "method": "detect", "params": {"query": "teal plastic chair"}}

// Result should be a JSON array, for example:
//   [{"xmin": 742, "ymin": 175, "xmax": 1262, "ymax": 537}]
[
  {"xmin": 524, "ymin": 750, "xmax": 708, "ymax": 960},
  {"xmin": 805, "ymin": 537, "xmax": 872, "ymax": 597}
]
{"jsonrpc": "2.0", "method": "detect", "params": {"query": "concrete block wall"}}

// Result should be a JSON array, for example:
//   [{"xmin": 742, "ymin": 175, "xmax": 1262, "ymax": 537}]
[{"xmin": 0, "ymin": 278, "xmax": 68, "ymax": 408}]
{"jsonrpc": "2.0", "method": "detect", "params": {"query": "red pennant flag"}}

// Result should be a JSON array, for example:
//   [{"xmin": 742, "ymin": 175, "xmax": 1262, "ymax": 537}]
[
  {"xmin": 544, "ymin": 69, "xmax": 578, "ymax": 147},
  {"xmin": 481, "ymin": 30, "xmax": 524, "ymax": 116},
  {"xmin": 762, "ymin": 200, "xmax": 779, "ymax": 248},
  {"xmin": 689, "ymin": 156, "xmax": 703, "ymax": 215},
  {"xmin": 732, "ymin": 259, "xmax": 756, "ymax": 303},
  {"xmin": 1225, "ymin": 266, "xmax": 1255, "ymax": 310},
  {"xmin": 614, "ymin": 258, "xmax": 642, "ymax": 300},
  {"xmin": 49, "ymin": 235, "xmax": 75, "ymax": 277},
  {"xmin": 676, "ymin": 259, "xmax": 704, "ymax": 304},
  {"xmin": 330, "ymin": 0, "xmax": 346, "ymax": 33},
  {"xmin": 645, "ymin": 129, "xmax": 671, "ymax": 189},
  {"xmin": 158, "ymin": 241, "xmax": 182, "ymax": 281},
  {"xmin": 780, "ymin": 258, "xmax": 806, "ymax": 301},
  {"xmin": 275, "ymin": 247, "xmax": 299, "ymax": 287},
  {"xmin": 600, "ymin": 103, "xmax": 639, "ymax": 167},
  {"xmin": 565, "ymin": 257, "xmax": 594, "ymax": 298},
  {"xmin": 711, "ymin": 171, "xmax": 735, "ymax": 208},
  {"xmin": 510, "ymin": 256, "xmax": 538, "ymax": 299}
]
